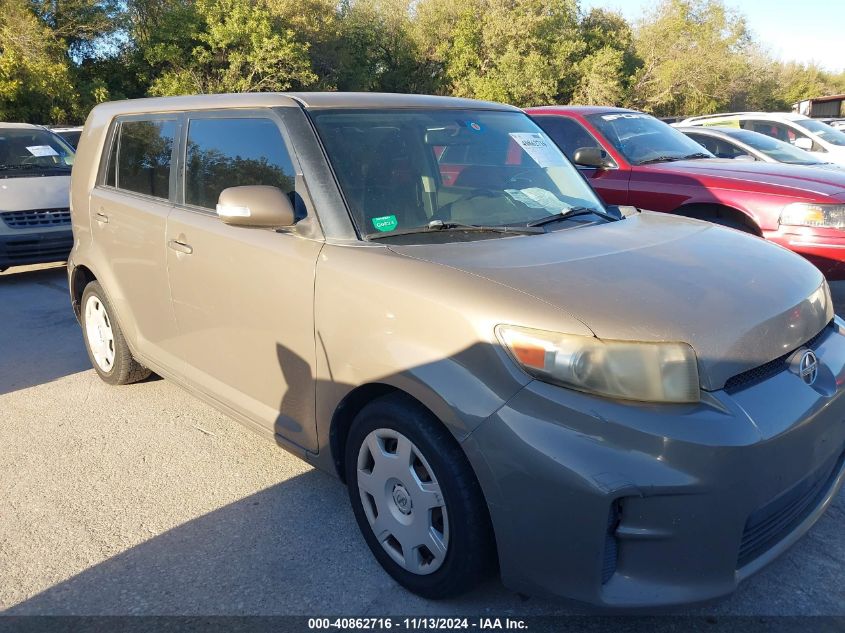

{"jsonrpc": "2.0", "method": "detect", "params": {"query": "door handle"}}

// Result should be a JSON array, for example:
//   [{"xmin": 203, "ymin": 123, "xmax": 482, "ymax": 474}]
[
  {"xmin": 168, "ymin": 239, "xmax": 193, "ymax": 255},
  {"xmin": 95, "ymin": 212, "xmax": 109, "ymax": 224}
]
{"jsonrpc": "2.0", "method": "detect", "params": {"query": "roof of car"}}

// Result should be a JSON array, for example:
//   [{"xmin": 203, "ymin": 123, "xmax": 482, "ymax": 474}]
[
  {"xmin": 525, "ymin": 105, "xmax": 633, "ymax": 116},
  {"xmin": 681, "ymin": 112, "xmax": 810, "ymax": 124},
  {"xmin": 288, "ymin": 92, "xmax": 518, "ymax": 110},
  {"xmin": 90, "ymin": 92, "xmax": 520, "ymax": 116},
  {"xmin": 0, "ymin": 122, "xmax": 41, "ymax": 129},
  {"xmin": 676, "ymin": 126, "xmax": 746, "ymax": 137}
]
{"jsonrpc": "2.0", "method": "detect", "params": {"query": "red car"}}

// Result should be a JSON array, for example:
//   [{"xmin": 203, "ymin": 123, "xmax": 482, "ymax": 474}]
[{"xmin": 526, "ymin": 106, "xmax": 845, "ymax": 279}]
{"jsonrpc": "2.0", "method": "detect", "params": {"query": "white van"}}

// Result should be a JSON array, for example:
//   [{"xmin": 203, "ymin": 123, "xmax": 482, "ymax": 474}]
[{"xmin": 0, "ymin": 123, "xmax": 74, "ymax": 272}]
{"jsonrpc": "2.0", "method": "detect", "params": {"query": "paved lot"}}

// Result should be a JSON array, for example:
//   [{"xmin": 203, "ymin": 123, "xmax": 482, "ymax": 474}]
[{"xmin": 0, "ymin": 263, "xmax": 843, "ymax": 617}]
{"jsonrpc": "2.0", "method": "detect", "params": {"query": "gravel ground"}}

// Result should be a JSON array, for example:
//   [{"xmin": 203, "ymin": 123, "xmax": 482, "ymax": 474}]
[{"xmin": 0, "ymin": 263, "xmax": 843, "ymax": 617}]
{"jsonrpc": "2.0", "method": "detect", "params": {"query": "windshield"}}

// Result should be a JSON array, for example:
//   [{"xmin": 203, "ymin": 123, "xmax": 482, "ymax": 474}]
[
  {"xmin": 310, "ymin": 109, "xmax": 606, "ymax": 240},
  {"xmin": 728, "ymin": 128, "xmax": 824, "ymax": 165},
  {"xmin": 798, "ymin": 119, "xmax": 845, "ymax": 147},
  {"xmin": 586, "ymin": 112, "xmax": 714, "ymax": 165},
  {"xmin": 0, "ymin": 128, "xmax": 74, "ymax": 173}
]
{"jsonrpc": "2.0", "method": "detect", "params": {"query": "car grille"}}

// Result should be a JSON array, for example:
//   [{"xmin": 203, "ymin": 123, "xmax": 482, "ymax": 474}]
[
  {"xmin": 737, "ymin": 448, "xmax": 845, "ymax": 568},
  {"xmin": 724, "ymin": 321, "xmax": 833, "ymax": 393},
  {"xmin": 1, "ymin": 208, "xmax": 71, "ymax": 228},
  {"xmin": 0, "ymin": 234, "xmax": 73, "ymax": 263}
]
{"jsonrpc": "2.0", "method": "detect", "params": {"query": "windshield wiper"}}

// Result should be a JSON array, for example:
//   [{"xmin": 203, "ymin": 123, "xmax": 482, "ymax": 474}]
[
  {"xmin": 680, "ymin": 152, "xmax": 712, "ymax": 160},
  {"xmin": 366, "ymin": 220, "xmax": 544, "ymax": 240},
  {"xmin": 0, "ymin": 163, "xmax": 70, "ymax": 171},
  {"xmin": 637, "ymin": 155, "xmax": 685, "ymax": 165},
  {"xmin": 527, "ymin": 207, "xmax": 619, "ymax": 227}
]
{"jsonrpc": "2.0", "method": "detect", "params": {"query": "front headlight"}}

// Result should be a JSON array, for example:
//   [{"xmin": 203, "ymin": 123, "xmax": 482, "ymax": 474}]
[
  {"xmin": 496, "ymin": 325, "xmax": 700, "ymax": 403},
  {"xmin": 780, "ymin": 203, "xmax": 845, "ymax": 229}
]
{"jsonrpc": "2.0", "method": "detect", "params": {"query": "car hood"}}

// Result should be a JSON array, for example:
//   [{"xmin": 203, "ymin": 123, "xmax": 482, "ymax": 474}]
[
  {"xmin": 807, "ymin": 162, "xmax": 845, "ymax": 172},
  {"xmin": 389, "ymin": 212, "xmax": 833, "ymax": 391},
  {"xmin": 0, "ymin": 174, "xmax": 71, "ymax": 212},
  {"xmin": 817, "ymin": 146, "xmax": 845, "ymax": 167},
  {"xmin": 638, "ymin": 159, "xmax": 845, "ymax": 199}
]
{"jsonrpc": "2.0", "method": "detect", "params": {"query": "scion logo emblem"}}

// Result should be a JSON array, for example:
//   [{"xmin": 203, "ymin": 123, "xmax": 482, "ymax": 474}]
[{"xmin": 799, "ymin": 350, "xmax": 819, "ymax": 386}]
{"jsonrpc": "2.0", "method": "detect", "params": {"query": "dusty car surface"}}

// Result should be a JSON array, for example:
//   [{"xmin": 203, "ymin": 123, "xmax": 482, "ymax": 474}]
[
  {"xmin": 527, "ymin": 106, "xmax": 845, "ymax": 279},
  {"xmin": 0, "ymin": 123, "xmax": 74, "ymax": 272},
  {"xmin": 68, "ymin": 93, "xmax": 845, "ymax": 608}
]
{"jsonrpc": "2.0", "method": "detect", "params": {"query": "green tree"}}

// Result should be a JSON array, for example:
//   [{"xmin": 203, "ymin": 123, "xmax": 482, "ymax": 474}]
[
  {"xmin": 266, "ymin": 0, "xmax": 344, "ymax": 88},
  {"xmin": 775, "ymin": 62, "xmax": 845, "ymax": 109},
  {"xmin": 572, "ymin": 46, "xmax": 626, "ymax": 105},
  {"xmin": 28, "ymin": 0, "xmax": 122, "ymax": 59},
  {"xmin": 0, "ymin": 0, "xmax": 79, "ymax": 122},
  {"xmin": 331, "ymin": 0, "xmax": 437, "ymax": 92},
  {"xmin": 413, "ymin": 0, "xmax": 586, "ymax": 107},
  {"xmin": 572, "ymin": 8, "xmax": 639, "ymax": 105},
  {"xmin": 627, "ymin": 0, "xmax": 756, "ymax": 116},
  {"xmin": 148, "ymin": 0, "xmax": 317, "ymax": 95}
]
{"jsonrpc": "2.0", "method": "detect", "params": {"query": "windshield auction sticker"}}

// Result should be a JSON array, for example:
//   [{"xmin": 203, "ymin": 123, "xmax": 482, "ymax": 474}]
[
  {"xmin": 600, "ymin": 113, "xmax": 650, "ymax": 121},
  {"xmin": 372, "ymin": 215, "xmax": 398, "ymax": 232},
  {"xmin": 26, "ymin": 145, "xmax": 59, "ymax": 157},
  {"xmin": 508, "ymin": 133, "xmax": 566, "ymax": 167}
]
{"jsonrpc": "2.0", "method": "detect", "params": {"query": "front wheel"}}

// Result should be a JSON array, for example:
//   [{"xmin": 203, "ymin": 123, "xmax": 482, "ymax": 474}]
[
  {"xmin": 81, "ymin": 281, "xmax": 150, "ymax": 385},
  {"xmin": 345, "ymin": 393, "xmax": 496, "ymax": 599}
]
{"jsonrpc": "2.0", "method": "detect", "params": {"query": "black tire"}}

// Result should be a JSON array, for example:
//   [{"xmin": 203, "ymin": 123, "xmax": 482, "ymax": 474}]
[
  {"xmin": 345, "ymin": 392, "xmax": 496, "ymax": 599},
  {"xmin": 80, "ymin": 281, "xmax": 150, "ymax": 385}
]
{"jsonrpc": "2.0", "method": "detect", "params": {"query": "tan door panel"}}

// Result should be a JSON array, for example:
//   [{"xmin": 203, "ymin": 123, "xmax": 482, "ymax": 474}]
[
  {"xmin": 166, "ymin": 208, "xmax": 322, "ymax": 451},
  {"xmin": 90, "ymin": 187, "xmax": 181, "ymax": 372}
]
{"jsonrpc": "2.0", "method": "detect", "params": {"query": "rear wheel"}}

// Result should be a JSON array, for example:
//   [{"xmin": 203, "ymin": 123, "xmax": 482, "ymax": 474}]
[
  {"xmin": 345, "ymin": 393, "xmax": 496, "ymax": 599},
  {"xmin": 81, "ymin": 281, "xmax": 150, "ymax": 385}
]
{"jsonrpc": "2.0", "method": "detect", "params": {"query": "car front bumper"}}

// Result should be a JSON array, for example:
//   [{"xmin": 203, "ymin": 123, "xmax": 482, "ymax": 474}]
[
  {"xmin": 765, "ymin": 225, "xmax": 845, "ymax": 280},
  {"xmin": 0, "ymin": 223, "xmax": 73, "ymax": 269},
  {"xmin": 463, "ymin": 319, "xmax": 845, "ymax": 608}
]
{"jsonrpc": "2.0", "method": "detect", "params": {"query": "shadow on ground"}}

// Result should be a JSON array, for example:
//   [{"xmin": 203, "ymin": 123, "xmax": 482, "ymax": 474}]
[
  {"xmin": 4, "ymin": 470, "xmax": 398, "ymax": 615},
  {"xmin": 0, "ymin": 266, "xmax": 90, "ymax": 395}
]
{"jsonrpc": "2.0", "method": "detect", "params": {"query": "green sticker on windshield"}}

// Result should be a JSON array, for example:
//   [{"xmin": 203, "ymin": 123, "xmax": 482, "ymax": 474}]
[{"xmin": 372, "ymin": 215, "xmax": 398, "ymax": 232}]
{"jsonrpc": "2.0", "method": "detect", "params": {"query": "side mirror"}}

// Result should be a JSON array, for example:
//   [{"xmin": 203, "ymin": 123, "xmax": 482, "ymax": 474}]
[
  {"xmin": 793, "ymin": 137, "xmax": 813, "ymax": 151},
  {"xmin": 733, "ymin": 154, "xmax": 757, "ymax": 162},
  {"xmin": 572, "ymin": 147, "xmax": 615, "ymax": 169},
  {"xmin": 216, "ymin": 185, "xmax": 295, "ymax": 228}
]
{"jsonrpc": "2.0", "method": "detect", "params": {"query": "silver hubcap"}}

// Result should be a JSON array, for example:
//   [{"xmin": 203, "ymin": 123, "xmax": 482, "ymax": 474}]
[
  {"xmin": 84, "ymin": 295, "xmax": 115, "ymax": 372},
  {"xmin": 357, "ymin": 428, "xmax": 449, "ymax": 575}
]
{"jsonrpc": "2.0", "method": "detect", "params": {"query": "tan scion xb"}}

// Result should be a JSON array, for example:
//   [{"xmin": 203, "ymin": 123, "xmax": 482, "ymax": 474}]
[{"xmin": 69, "ymin": 93, "xmax": 845, "ymax": 608}]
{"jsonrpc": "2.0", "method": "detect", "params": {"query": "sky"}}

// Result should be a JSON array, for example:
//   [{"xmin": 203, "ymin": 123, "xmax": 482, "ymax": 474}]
[{"xmin": 580, "ymin": 0, "xmax": 845, "ymax": 72}]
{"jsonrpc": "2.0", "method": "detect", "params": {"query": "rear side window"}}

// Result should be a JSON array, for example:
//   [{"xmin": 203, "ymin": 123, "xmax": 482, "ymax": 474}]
[
  {"xmin": 115, "ymin": 119, "xmax": 177, "ymax": 199},
  {"xmin": 184, "ymin": 117, "xmax": 295, "ymax": 210}
]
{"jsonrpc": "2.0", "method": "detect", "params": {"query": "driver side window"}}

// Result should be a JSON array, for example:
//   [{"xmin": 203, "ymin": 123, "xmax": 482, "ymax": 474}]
[{"xmin": 531, "ymin": 116, "xmax": 602, "ymax": 163}]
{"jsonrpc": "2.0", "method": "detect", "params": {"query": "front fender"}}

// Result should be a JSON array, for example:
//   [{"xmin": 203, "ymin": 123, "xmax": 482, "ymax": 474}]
[{"xmin": 311, "ymin": 243, "xmax": 592, "ymax": 458}]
